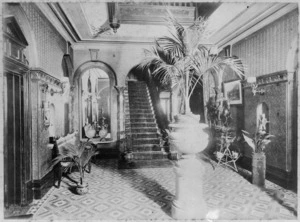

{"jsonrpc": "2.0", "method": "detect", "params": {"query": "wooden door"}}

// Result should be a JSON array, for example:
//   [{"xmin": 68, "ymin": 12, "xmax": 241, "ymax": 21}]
[{"xmin": 4, "ymin": 71, "xmax": 32, "ymax": 207}]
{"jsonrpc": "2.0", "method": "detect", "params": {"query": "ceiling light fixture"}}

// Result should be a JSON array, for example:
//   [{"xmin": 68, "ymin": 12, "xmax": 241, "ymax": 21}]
[{"xmin": 108, "ymin": 2, "xmax": 120, "ymax": 33}]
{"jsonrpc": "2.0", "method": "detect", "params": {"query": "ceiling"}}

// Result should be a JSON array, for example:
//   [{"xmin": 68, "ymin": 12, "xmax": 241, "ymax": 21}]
[{"xmin": 42, "ymin": 1, "xmax": 296, "ymax": 47}]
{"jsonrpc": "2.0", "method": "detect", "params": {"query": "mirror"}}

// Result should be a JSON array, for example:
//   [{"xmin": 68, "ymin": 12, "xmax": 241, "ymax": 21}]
[{"xmin": 81, "ymin": 68, "xmax": 111, "ymax": 139}]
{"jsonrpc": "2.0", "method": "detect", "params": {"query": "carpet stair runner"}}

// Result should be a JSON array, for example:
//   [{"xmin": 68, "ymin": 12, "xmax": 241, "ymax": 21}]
[{"xmin": 119, "ymin": 81, "xmax": 172, "ymax": 169}]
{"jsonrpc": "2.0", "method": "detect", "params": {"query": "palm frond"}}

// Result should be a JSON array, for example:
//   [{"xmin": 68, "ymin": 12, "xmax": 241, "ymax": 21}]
[{"xmin": 158, "ymin": 36, "xmax": 185, "ymax": 59}]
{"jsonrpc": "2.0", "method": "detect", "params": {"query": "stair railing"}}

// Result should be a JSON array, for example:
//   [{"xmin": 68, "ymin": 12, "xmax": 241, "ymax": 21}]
[
  {"xmin": 145, "ymin": 70, "xmax": 170, "ymax": 153},
  {"xmin": 123, "ymin": 82, "xmax": 133, "ymax": 162}
]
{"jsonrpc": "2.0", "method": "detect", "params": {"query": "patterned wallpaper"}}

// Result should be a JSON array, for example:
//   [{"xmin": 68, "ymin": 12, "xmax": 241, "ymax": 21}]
[
  {"xmin": 21, "ymin": 3, "xmax": 67, "ymax": 78},
  {"xmin": 243, "ymin": 81, "xmax": 288, "ymax": 171},
  {"xmin": 232, "ymin": 9, "xmax": 298, "ymax": 78}
]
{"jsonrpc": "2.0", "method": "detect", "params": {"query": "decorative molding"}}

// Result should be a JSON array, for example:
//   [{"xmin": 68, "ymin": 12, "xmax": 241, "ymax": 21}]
[
  {"xmin": 32, "ymin": 169, "xmax": 55, "ymax": 199},
  {"xmin": 218, "ymin": 3, "xmax": 297, "ymax": 48},
  {"xmin": 243, "ymin": 71, "xmax": 288, "ymax": 88},
  {"xmin": 238, "ymin": 156, "xmax": 295, "ymax": 189},
  {"xmin": 35, "ymin": 3, "xmax": 75, "ymax": 43},
  {"xmin": 119, "ymin": 4, "xmax": 195, "ymax": 25},
  {"xmin": 3, "ymin": 56, "xmax": 29, "ymax": 73},
  {"xmin": 30, "ymin": 68, "xmax": 62, "ymax": 87},
  {"xmin": 114, "ymin": 86, "xmax": 126, "ymax": 95}
]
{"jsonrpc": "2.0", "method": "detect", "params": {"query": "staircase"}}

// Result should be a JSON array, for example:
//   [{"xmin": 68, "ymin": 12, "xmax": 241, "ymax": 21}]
[{"xmin": 120, "ymin": 81, "xmax": 172, "ymax": 169}]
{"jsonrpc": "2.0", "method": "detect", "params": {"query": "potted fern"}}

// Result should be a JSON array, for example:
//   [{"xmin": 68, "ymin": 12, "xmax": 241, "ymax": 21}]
[
  {"xmin": 242, "ymin": 115, "xmax": 274, "ymax": 187},
  {"xmin": 52, "ymin": 141, "xmax": 99, "ymax": 194}
]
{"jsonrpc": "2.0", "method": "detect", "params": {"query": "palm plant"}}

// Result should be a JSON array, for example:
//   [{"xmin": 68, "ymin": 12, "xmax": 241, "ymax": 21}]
[
  {"xmin": 138, "ymin": 11, "xmax": 244, "ymax": 114},
  {"xmin": 52, "ymin": 141, "xmax": 99, "ymax": 185}
]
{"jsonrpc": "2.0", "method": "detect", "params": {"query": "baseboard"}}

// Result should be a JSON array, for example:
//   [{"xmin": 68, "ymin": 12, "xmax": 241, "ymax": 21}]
[
  {"xmin": 237, "ymin": 156, "xmax": 296, "ymax": 190},
  {"xmin": 32, "ymin": 169, "xmax": 54, "ymax": 199}
]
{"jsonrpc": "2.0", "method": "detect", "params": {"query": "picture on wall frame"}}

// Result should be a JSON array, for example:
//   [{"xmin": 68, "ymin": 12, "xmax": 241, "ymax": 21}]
[{"xmin": 223, "ymin": 80, "xmax": 242, "ymax": 104}]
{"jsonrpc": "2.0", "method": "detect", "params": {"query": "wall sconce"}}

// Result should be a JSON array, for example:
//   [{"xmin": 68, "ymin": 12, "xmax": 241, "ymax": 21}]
[
  {"xmin": 42, "ymin": 101, "xmax": 50, "ymax": 127},
  {"xmin": 247, "ymin": 77, "xmax": 265, "ymax": 96},
  {"xmin": 50, "ymin": 78, "xmax": 70, "ymax": 99}
]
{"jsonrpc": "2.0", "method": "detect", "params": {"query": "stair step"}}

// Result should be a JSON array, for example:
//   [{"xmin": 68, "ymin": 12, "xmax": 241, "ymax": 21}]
[
  {"xmin": 129, "ymin": 106, "xmax": 152, "ymax": 110},
  {"xmin": 127, "ymin": 100, "xmax": 150, "ymax": 104},
  {"xmin": 130, "ymin": 110, "xmax": 154, "ymax": 115},
  {"xmin": 132, "ymin": 138, "xmax": 160, "ymax": 145},
  {"xmin": 129, "ymin": 114, "xmax": 154, "ymax": 118},
  {"xmin": 128, "ymin": 92, "xmax": 149, "ymax": 99},
  {"xmin": 130, "ymin": 118, "xmax": 155, "ymax": 123},
  {"xmin": 131, "ymin": 123, "xmax": 157, "ymax": 128},
  {"xmin": 132, "ymin": 144, "xmax": 161, "ymax": 152},
  {"xmin": 131, "ymin": 132, "xmax": 159, "ymax": 139},
  {"xmin": 129, "ymin": 110, "xmax": 154, "ymax": 114},
  {"xmin": 131, "ymin": 128, "xmax": 158, "ymax": 133},
  {"xmin": 131, "ymin": 151, "xmax": 168, "ymax": 160}
]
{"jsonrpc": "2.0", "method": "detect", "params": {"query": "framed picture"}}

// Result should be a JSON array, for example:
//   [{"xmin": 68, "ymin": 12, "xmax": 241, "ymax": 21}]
[{"xmin": 223, "ymin": 80, "xmax": 242, "ymax": 104}]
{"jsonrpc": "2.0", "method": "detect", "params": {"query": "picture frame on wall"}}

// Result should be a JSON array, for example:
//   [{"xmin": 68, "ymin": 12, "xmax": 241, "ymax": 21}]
[{"xmin": 223, "ymin": 80, "xmax": 242, "ymax": 104}]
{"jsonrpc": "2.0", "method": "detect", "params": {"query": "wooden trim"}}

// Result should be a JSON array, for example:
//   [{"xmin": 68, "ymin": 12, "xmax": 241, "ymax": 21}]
[
  {"xmin": 32, "ymin": 169, "xmax": 54, "ymax": 199},
  {"xmin": 237, "ymin": 156, "xmax": 295, "ymax": 189},
  {"xmin": 30, "ymin": 68, "xmax": 62, "ymax": 87},
  {"xmin": 242, "ymin": 70, "xmax": 288, "ymax": 88}
]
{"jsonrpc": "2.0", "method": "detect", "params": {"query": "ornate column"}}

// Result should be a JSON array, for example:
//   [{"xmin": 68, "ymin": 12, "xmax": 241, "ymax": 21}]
[
  {"xmin": 115, "ymin": 86, "xmax": 126, "ymax": 153},
  {"xmin": 168, "ymin": 114, "xmax": 210, "ymax": 219}
]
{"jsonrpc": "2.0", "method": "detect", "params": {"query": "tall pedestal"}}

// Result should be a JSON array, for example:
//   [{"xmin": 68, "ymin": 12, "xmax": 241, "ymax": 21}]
[
  {"xmin": 168, "ymin": 114, "xmax": 210, "ymax": 219},
  {"xmin": 172, "ymin": 154, "xmax": 207, "ymax": 219}
]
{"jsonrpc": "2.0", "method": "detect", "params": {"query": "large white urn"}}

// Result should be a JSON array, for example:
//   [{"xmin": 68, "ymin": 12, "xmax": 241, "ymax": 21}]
[{"xmin": 168, "ymin": 114, "xmax": 210, "ymax": 219}]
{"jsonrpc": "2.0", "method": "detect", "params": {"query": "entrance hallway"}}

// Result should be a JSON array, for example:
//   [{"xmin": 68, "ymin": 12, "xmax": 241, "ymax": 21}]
[{"xmin": 27, "ymin": 158, "xmax": 297, "ymax": 220}]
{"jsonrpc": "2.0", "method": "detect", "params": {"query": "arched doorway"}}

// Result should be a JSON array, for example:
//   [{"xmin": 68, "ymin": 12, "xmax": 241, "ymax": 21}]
[
  {"xmin": 189, "ymin": 75, "xmax": 205, "ymax": 123},
  {"xmin": 81, "ymin": 68, "xmax": 111, "ymax": 138},
  {"xmin": 73, "ymin": 62, "xmax": 117, "ymax": 141}
]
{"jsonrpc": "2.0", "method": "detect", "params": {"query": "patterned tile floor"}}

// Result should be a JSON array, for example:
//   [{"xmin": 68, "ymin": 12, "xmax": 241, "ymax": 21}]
[{"xmin": 27, "ymin": 158, "xmax": 298, "ymax": 220}]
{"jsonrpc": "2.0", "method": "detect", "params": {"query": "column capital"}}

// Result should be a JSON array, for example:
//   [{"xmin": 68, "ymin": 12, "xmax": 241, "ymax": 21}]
[{"xmin": 114, "ymin": 85, "xmax": 126, "ymax": 94}]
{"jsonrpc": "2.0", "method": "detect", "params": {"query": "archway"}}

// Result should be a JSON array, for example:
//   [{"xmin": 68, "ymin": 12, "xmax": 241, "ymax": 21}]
[
  {"xmin": 73, "ymin": 61, "xmax": 117, "ymax": 141},
  {"xmin": 189, "ymin": 75, "xmax": 205, "ymax": 123}
]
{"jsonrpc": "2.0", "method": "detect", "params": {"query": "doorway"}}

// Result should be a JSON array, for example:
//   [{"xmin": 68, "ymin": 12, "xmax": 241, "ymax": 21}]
[
  {"xmin": 4, "ymin": 71, "xmax": 33, "ymax": 207},
  {"xmin": 3, "ymin": 16, "xmax": 33, "ymax": 207}
]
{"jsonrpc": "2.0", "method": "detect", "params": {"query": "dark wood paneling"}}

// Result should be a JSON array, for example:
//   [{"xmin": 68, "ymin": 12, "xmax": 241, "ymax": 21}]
[
  {"xmin": 14, "ymin": 75, "xmax": 21, "ymax": 204},
  {"xmin": 6, "ymin": 74, "xmax": 16, "ymax": 205},
  {"xmin": 4, "ymin": 71, "xmax": 32, "ymax": 207},
  {"xmin": 237, "ymin": 156, "xmax": 296, "ymax": 190},
  {"xmin": 32, "ymin": 170, "xmax": 55, "ymax": 199}
]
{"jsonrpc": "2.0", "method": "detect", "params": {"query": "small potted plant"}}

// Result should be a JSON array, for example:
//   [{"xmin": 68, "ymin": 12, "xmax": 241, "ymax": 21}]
[{"xmin": 242, "ymin": 115, "xmax": 274, "ymax": 187}]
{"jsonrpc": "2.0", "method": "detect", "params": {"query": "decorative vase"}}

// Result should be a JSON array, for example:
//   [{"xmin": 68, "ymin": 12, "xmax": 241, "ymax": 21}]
[
  {"xmin": 76, "ymin": 182, "xmax": 89, "ymax": 195},
  {"xmin": 99, "ymin": 126, "xmax": 108, "ymax": 140},
  {"xmin": 168, "ymin": 113, "xmax": 210, "ymax": 219},
  {"xmin": 252, "ymin": 152, "xmax": 266, "ymax": 187},
  {"xmin": 84, "ymin": 125, "xmax": 96, "ymax": 139}
]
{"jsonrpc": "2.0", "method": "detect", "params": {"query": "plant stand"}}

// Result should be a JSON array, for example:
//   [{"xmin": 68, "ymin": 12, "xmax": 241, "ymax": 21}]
[{"xmin": 216, "ymin": 147, "xmax": 240, "ymax": 172}]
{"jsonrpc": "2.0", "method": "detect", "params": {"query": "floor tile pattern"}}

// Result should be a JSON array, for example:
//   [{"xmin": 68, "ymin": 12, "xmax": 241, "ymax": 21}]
[{"xmin": 29, "ymin": 158, "xmax": 297, "ymax": 220}]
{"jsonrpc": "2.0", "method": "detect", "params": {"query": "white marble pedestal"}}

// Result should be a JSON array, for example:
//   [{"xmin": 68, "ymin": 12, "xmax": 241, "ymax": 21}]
[{"xmin": 168, "ymin": 114, "xmax": 209, "ymax": 219}]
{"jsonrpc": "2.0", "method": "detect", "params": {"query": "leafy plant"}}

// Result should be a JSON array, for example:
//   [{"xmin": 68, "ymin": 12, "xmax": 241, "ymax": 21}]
[
  {"xmin": 214, "ymin": 125, "xmax": 235, "ymax": 152},
  {"xmin": 242, "ymin": 117, "xmax": 274, "ymax": 153},
  {"xmin": 138, "ymin": 10, "xmax": 244, "ymax": 114},
  {"xmin": 51, "ymin": 141, "xmax": 99, "ymax": 185}
]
